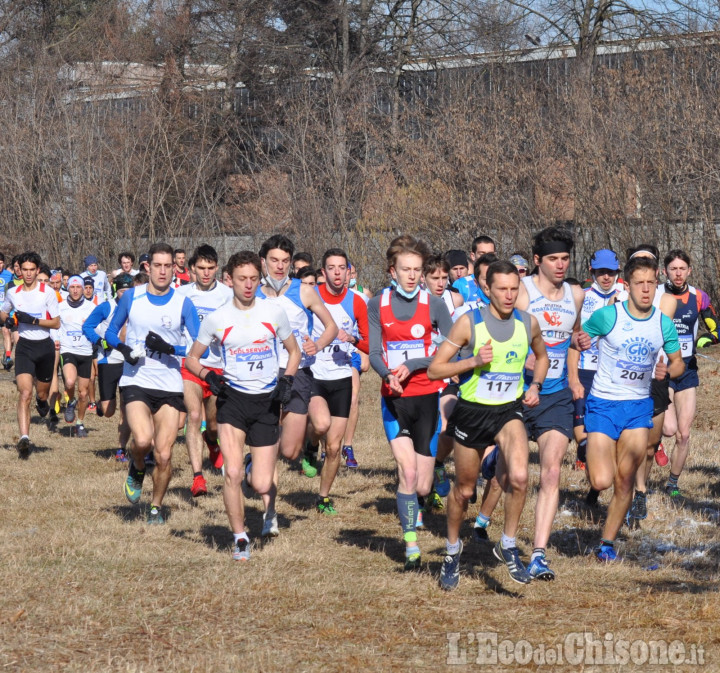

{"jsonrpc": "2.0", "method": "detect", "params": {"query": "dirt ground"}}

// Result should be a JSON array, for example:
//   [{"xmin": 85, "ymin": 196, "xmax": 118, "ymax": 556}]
[{"xmin": 1, "ymin": 352, "xmax": 719, "ymax": 672}]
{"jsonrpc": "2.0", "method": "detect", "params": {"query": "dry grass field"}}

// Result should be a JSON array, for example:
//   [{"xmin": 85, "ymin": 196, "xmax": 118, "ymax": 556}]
[{"xmin": 1, "ymin": 355, "xmax": 719, "ymax": 672}]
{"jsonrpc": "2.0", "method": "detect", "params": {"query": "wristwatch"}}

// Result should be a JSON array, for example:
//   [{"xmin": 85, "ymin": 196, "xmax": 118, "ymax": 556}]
[{"xmin": 530, "ymin": 381, "xmax": 543, "ymax": 392}]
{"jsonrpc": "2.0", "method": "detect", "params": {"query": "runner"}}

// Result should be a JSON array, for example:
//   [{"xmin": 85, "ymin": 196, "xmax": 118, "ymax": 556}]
[
  {"xmin": 567, "ymin": 249, "xmax": 623, "ymax": 472},
  {"xmin": 0, "ymin": 252, "xmax": 60, "ymax": 457},
  {"xmin": 173, "ymin": 249, "xmax": 191, "ymax": 285},
  {"xmin": 583, "ymin": 255, "xmax": 684, "ymax": 561},
  {"xmin": 429, "ymin": 260, "xmax": 549, "ymax": 588},
  {"xmin": 291, "ymin": 252, "xmax": 313, "ymax": 276},
  {"xmin": 255, "ymin": 234, "xmax": 337, "ymax": 478},
  {"xmin": 445, "ymin": 250, "xmax": 470, "ymax": 286},
  {"xmin": 83, "ymin": 273, "xmax": 139, "ymax": 461},
  {"xmin": 514, "ymin": 226, "xmax": 591, "ymax": 580},
  {"xmin": 105, "ymin": 242, "xmax": 200, "ymax": 524},
  {"xmin": 57, "ymin": 275, "xmax": 96, "ymax": 438},
  {"xmin": 0, "ymin": 254, "xmax": 14, "ymax": 370},
  {"xmin": 185, "ymin": 251, "xmax": 301, "ymax": 558},
  {"xmin": 305, "ymin": 248, "xmax": 369, "ymax": 513},
  {"xmin": 111, "ymin": 252, "xmax": 139, "ymax": 280},
  {"xmin": 452, "ymin": 235, "xmax": 497, "ymax": 302},
  {"xmin": 368, "ymin": 235, "xmax": 452, "ymax": 570},
  {"xmin": 175, "ymin": 244, "xmax": 233, "ymax": 496},
  {"xmin": 80, "ymin": 255, "xmax": 111, "ymax": 303},
  {"xmin": 348, "ymin": 262, "xmax": 373, "ymax": 299},
  {"xmin": 656, "ymin": 249, "xmax": 718, "ymax": 498},
  {"xmin": 509, "ymin": 253, "xmax": 529, "ymax": 278}
]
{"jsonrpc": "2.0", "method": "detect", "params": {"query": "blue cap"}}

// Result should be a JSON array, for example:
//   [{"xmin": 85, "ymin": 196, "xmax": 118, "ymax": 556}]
[
  {"xmin": 590, "ymin": 249, "xmax": 620, "ymax": 271},
  {"xmin": 509, "ymin": 254, "xmax": 529, "ymax": 269},
  {"xmin": 83, "ymin": 255, "xmax": 98, "ymax": 267}
]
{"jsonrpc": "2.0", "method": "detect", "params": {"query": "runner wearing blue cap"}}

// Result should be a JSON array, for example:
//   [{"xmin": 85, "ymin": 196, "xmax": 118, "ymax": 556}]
[{"xmin": 80, "ymin": 255, "xmax": 112, "ymax": 303}]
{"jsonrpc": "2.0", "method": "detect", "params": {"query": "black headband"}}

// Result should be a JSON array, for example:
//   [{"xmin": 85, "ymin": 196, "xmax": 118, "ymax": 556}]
[{"xmin": 536, "ymin": 241, "xmax": 571, "ymax": 257}]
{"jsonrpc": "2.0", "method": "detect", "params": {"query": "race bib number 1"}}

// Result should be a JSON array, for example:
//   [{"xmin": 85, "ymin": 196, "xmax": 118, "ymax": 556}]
[{"xmin": 386, "ymin": 339, "xmax": 425, "ymax": 369}]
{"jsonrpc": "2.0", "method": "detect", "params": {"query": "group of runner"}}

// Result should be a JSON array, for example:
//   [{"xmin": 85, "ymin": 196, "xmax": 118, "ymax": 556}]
[{"xmin": 1, "ymin": 230, "xmax": 716, "ymax": 579}]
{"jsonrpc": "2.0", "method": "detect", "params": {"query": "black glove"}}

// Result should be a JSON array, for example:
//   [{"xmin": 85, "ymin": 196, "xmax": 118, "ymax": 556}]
[
  {"xmin": 205, "ymin": 370, "xmax": 227, "ymax": 396},
  {"xmin": 14, "ymin": 311, "xmax": 38, "ymax": 325},
  {"xmin": 117, "ymin": 343, "xmax": 140, "ymax": 365},
  {"xmin": 4, "ymin": 315, "xmax": 15, "ymax": 329},
  {"xmin": 271, "ymin": 375, "xmax": 295, "ymax": 406},
  {"xmin": 145, "ymin": 331, "xmax": 175, "ymax": 356}
]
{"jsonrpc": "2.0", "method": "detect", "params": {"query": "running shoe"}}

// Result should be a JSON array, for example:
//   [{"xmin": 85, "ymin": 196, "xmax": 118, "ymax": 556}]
[
  {"xmin": 124, "ymin": 463, "xmax": 145, "ymax": 504},
  {"xmin": 17, "ymin": 435, "xmax": 30, "ymax": 459},
  {"xmin": 144, "ymin": 451, "xmax": 156, "ymax": 471},
  {"xmin": 74, "ymin": 423, "xmax": 88, "ymax": 438},
  {"xmin": 628, "ymin": 490, "xmax": 647, "ymax": 520},
  {"xmin": 87, "ymin": 402, "xmax": 97, "ymax": 412},
  {"xmin": 527, "ymin": 553, "xmax": 555, "ymax": 581},
  {"xmin": 208, "ymin": 444, "xmax": 223, "ymax": 470},
  {"xmin": 316, "ymin": 496, "xmax": 338, "ymax": 515},
  {"xmin": 481, "ymin": 446, "xmax": 499, "ymax": 481},
  {"xmin": 433, "ymin": 464, "xmax": 451, "ymax": 497},
  {"xmin": 233, "ymin": 537, "xmax": 251, "ymax": 561},
  {"xmin": 665, "ymin": 484, "xmax": 682, "ymax": 498},
  {"xmin": 115, "ymin": 449, "xmax": 128, "ymax": 463},
  {"xmin": 596, "ymin": 544, "xmax": 618, "ymax": 562},
  {"xmin": 191, "ymin": 474, "xmax": 208, "ymax": 497},
  {"xmin": 415, "ymin": 509, "xmax": 425, "ymax": 530},
  {"xmin": 574, "ymin": 459, "xmax": 586, "ymax": 471},
  {"xmin": 147, "ymin": 505, "xmax": 164, "ymax": 525},
  {"xmin": 341, "ymin": 445, "xmax": 358, "ymax": 468},
  {"xmin": 428, "ymin": 490, "xmax": 444, "ymax": 511},
  {"xmin": 3, "ymin": 356, "xmax": 13, "ymax": 371},
  {"xmin": 404, "ymin": 552, "xmax": 421, "ymax": 571},
  {"xmin": 261, "ymin": 511, "xmax": 279, "ymax": 538},
  {"xmin": 301, "ymin": 455, "xmax": 318, "ymax": 478},
  {"xmin": 585, "ymin": 488, "xmax": 600, "ymax": 506},
  {"xmin": 48, "ymin": 412, "xmax": 59, "ymax": 433},
  {"xmin": 473, "ymin": 525, "xmax": 489, "ymax": 542},
  {"xmin": 655, "ymin": 443, "xmax": 669, "ymax": 466},
  {"xmin": 64, "ymin": 399, "xmax": 77, "ymax": 423},
  {"xmin": 439, "ymin": 540, "xmax": 463, "ymax": 591},
  {"xmin": 35, "ymin": 397, "xmax": 50, "ymax": 418},
  {"xmin": 493, "ymin": 542, "xmax": 532, "ymax": 584}
]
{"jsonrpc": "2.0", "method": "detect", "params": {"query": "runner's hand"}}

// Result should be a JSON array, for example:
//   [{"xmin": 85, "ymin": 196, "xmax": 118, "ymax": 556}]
[
  {"xmin": 272, "ymin": 375, "xmax": 294, "ymax": 406},
  {"xmin": 117, "ymin": 343, "xmax": 140, "ymax": 365},
  {"xmin": 205, "ymin": 370, "xmax": 227, "ymax": 396},
  {"xmin": 145, "ymin": 331, "xmax": 175, "ymax": 356}
]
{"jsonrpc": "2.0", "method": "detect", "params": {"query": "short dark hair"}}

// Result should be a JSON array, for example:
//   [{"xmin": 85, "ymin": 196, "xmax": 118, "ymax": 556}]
[
  {"xmin": 191, "ymin": 244, "xmax": 219, "ymax": 266},
  {"xmin": 423, "ymin": 254, "xmax": 450, "ymax": 276},
  {"xmin": 292, "ymin": 252, "xmax": 314, "ymax": 266},
  {"xmin": 473, "ymin": 253, "xmax": 500, "ymax": 282},
  {"xmin": 472, "ymin": 235, "xmax": 495, "ymax": 252},
  {"xmin": 664, "ymin": 249, "xmax": 691, "ymax": 269},
  {"xmin": 486, "ymin": 260, "xmax": 519, "ymax": 288},
  {"xmin": 296, "ymin": 266, "xmax": 317, "ymax": 281},
  {"xmin": 532, "ymin": 226, "xmax": 574, "ymax": 261},
  {"xmin": 148, "ymin": 242, "xmax": 174, "ymax": 262},
  {"xmin": 626, "ymin": 243, "xmax": 659, "ymax": 261},
  {"xmin": 118, "ymin": 251, "xmax": 135, "ymax": 265},
  {"xmin": 624, "ymin": 255, "xmax": 658, "ymax": 279},
  {"xmin": 227, "ymin": 251, "xmax": 262, "ymax": 276},
  {"xmin": 18, "ymin": 251, "xmax": 42, "ymax": 268},
  {"xmin": 38, "ymin": 264, "xmax": 52, "ymax": 278},
  {"xmin": 173, "ymin": 248, "xmax": 186, "ymax": 256},
  {"xmin": 259, "ymin": 234, "xmax": 294, "ymax": 259},
  {"xmin": 321, "ymin": 248, "xmax": 349, "ymax": 268},
  {"xmin": 133, "ymin": 272, "xmax": 149, "ymax": 285}
]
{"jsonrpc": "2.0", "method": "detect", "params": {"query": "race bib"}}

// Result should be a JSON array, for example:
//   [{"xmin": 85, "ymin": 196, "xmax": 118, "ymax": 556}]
[
  {"xmin": 235, "ymin": 347, "xmax": 273, "ymax": 373},
  {"xmin": 612, "ymin": 359, "xmax": 652, "ymax": 387},
  {"xmin": 386, "ymin": 339, "xmax": 425, "ymax": 369},
  {"xmin": 546, "ymin": 346, "xmax": 566, "ymax": 379},
  {"xmin": 678, "ymin": 334, "xmax": 694, "ymax": 357},
  {"xmin": 477, "ymin": 371, "xmax": 521, "ymax": 403}
]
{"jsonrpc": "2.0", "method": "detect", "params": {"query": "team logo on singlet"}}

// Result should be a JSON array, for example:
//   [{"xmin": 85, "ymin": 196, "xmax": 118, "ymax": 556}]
[
  {"xmin": 410, "ymin": 324, "xmax": 425, "ymax": 338},
  {"xmin": 505, "ymin": 350, "xmax": 521, "ymax": 364},
  {"xmin": 544, "ymin": 311, "xmax": 562, "ymax": 327},
  {"xmin": 623, "ymin": 337, "xmax": 652, "ymax": 363},
  {"xmin": 161, "ymin": 316, "xmax": 172, "ymax": 329}
]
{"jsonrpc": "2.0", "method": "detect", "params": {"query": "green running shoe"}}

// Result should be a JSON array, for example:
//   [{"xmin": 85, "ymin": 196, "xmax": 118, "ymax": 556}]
[
  {"xmin": 124, "ymin": 463, "xmax": 145, "ymax": 504},
  {"xmin": 404, "ymin": 552, "xmax": 422, "ymax": 571},
  {"xmin": 316, "ymin": 496, "xmax": 337, "ymax": 515},
  {"xmin": 301, "ymin": 455, "xmax": 318, "ymax": 478}
]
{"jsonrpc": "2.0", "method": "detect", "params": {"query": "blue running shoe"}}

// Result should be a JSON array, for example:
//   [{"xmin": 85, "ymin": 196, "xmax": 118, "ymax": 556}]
[
  {"xmin": 439, "ymin": 540, "xmax": 463, "ymax": 591},
  {"xmin": 341, "ymin": 445, "xmax": 358, "ymax": 468},
  {"xmin": 433, "ymin": 464, "xmax": 451, "ymax": 497},
  {"xmin": 527, "ymin": 553, "xmax": 555, "ymax": 580},
  {"xmin": 124, "ymin": 463, "xmax": 145, "ymax": 504},
  {"xmin": 64, "ymin": 398, "xmax": 77, "ymax": 423},
  {"xmin": 147, "ymin": 505, "xmax": 164, "ymax": 525},
  {"xmin": 493, "ymin": 542, "xmax": 532, "ymax": 584},
  {"xmin": 596, "ymin": 544, "xmax": 619, "ymax": 562},
  {"xmin": 481, "ymin": 446, "xmax": 499, "ymax": 481}
]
